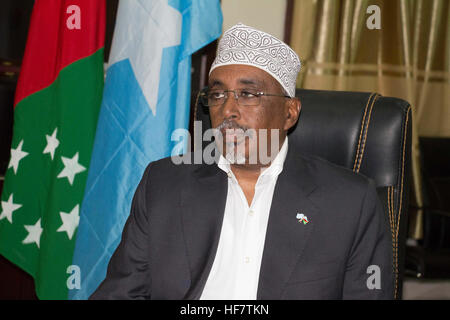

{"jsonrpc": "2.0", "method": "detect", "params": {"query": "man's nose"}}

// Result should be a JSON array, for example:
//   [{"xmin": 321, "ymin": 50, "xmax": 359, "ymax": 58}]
[{"xmin": 221, "ymin": 91, "xmax": 240, "ymax": 118}]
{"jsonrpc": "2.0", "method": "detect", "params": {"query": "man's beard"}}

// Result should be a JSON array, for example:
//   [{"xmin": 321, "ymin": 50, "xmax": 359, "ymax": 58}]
[
  {"xmin": 213, "ymin": 119, "xmax": 253, "ymax": 164},
  {"xmin": 213, "ymin": 120, "xmax": 281, "ymax": 166}
]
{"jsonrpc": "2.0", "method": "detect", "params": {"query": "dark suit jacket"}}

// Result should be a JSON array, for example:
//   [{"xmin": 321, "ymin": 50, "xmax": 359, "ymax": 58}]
[{"xmin": 90, "ymin": 144, "xmax": 394, "ymax": 299}]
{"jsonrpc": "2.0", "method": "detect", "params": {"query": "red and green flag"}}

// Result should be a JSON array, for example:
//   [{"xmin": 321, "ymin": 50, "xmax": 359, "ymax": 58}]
[{"xmin": 0, "ymin": 0, "xmax": 105, "ymax": 299}]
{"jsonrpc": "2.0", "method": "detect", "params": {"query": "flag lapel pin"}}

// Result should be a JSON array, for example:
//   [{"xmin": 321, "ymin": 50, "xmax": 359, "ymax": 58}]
[{"xmin": 296, "ymin": 212, "xmax": 310, "ymax": 225}]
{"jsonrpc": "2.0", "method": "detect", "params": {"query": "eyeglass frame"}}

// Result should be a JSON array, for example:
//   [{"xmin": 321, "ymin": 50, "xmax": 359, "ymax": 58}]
[{"xmin": 198, "ymin": 88, "xmax": 292, "ymax": 107}]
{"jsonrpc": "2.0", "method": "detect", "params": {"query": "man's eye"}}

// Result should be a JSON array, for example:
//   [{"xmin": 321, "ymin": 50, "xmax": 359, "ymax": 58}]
[
  {"xmin": 209, "ymin": 92, "xmax": 225, "ymax": 99},
  {"xmin": 240, "ymin": 91, "xmax": 257, "ymax": 98}
]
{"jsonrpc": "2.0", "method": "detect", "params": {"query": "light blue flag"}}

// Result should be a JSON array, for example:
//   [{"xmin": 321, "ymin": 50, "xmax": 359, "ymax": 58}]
[{"xmin": 69, "ymin": 0, "xmax": 222, "ymax": 299}]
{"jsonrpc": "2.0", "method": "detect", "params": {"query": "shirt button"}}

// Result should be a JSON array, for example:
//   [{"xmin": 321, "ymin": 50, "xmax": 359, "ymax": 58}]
[
  {"xmin": 248, "ymin": 210, "xmax": 254, "ymax": 216},
  {"xmin": 244, "ymin": 257, "xmax": 250, "ymax": 263},
  {"xmin": 227, "ymin": 172, "xmax": 232, "ymax": 178}
]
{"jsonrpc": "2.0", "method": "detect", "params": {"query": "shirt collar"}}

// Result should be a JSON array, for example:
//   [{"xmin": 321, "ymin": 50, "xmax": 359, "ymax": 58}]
[{"xmin": 217, "ymin": 137, "xmax": 289, "ymax": 179}]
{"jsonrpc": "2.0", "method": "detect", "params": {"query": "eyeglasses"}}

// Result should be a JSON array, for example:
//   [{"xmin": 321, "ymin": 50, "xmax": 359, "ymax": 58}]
[{"xmin": 199, "ymin": 89, "xmax": 291, "ymax": 107}]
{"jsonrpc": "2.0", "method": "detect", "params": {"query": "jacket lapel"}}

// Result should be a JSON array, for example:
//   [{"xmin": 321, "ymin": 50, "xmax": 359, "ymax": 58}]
[
  {"xmin": 257, "ymin": 148, "xmax": 320, "ymax": 299},
  {"xmin": 180, "ymin": 163, "xmax": 228, "ymax": 300}
]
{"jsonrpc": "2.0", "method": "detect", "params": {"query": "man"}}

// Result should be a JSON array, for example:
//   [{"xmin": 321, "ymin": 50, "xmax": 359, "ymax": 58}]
[{"xmin": 90, "ymin": 23, "xmax": 393, "ymax": 299}]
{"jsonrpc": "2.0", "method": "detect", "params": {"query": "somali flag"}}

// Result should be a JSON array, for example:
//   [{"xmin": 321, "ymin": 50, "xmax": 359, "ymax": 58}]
[{"xmin": 69, "ymin": 0, "xmax": 222, "ymax": 299}]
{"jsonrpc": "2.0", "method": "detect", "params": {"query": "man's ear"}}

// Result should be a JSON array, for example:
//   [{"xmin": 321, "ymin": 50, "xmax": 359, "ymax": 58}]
[{"xmin": 284, "ymin": 97, "xmax": 301, "ymax": 131}]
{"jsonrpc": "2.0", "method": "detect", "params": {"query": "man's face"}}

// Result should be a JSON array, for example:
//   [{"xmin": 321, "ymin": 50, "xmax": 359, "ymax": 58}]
[{"xmin": 208, "ymin": 64, "xmax": 300, "ymax": 167}]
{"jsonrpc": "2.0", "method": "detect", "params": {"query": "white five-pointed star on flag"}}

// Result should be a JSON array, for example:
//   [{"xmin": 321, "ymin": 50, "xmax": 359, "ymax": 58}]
[
  {"xmin": 8, "ymin": 140, "xmax": 29, "ymax": 174},
  {"xmin": 22, "ymin": 218, "xmax": 43, "ymax": 248},
  {"xmin": 0, "ymin": 194, "xmax": 22, "ymax": 224},
  {"xmin": 57, "ymin": 152, "xmax": 86, "ymax": 185},
  {"xmin": 57, "ymin": 204, "xmax": 80, "ymax": 240},
  {"xmin": 107, "ymin": 0, "xmax": 182, "ymax": 115},
  {"xmin": 43, "ymin": 127, "xmax": 60, "ymax": 160}
]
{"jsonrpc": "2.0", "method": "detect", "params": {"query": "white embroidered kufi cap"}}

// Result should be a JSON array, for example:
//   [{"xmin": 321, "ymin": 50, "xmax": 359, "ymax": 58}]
[{"xmin": 209, "ymin": 23, "xmax": 301, "ymax": 98}]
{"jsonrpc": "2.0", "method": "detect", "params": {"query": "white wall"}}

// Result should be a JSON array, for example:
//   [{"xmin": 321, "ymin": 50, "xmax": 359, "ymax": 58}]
[{"xmin": 221, "ymin": 0, "xmax": 287, "ymax": 41}]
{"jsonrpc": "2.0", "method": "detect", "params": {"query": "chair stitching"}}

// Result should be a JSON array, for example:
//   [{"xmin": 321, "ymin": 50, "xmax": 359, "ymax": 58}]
[
  {"xmin": 388, "ymin": 187, "xmax": 395, "ymax": 273},
  {"xmin": 193, "ymin": 91, "xmax": 201, "ymax": 122},
  {"xmin": 388, "ymin": 186, "xmax": 395, "ymax": 245},
  {"xmin": 193, "ymin": 92, "xmax": 201, "ymax": 151},
  {"xmin": 391, "ymin": 186, "xmax": 399, "ymax": 299},
  {"xmin": 352, "ymin": 93, "xmax": 375, "ymax": 172},
  {"xmin": 356, "ymin": 94, "xmax": 379, "ymax": 173},
  {"xmin": 397, "ymin": 106, "xmax": 410, "ymax": 238},
  {"xmin": 388, "ymin": 186, "xmax": 397, "ymax": 298},
  {"xmin": 394, "ymin": 105, "xmax": 410, "ymax": 299},
  {"xmin": 387, "ymin": 186, "xmax": 390, "ymax": 226}
]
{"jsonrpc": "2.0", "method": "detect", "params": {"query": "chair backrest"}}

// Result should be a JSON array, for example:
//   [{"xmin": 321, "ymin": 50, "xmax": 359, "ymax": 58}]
[{"xmin": 195, "ymin": 88, "xmax": 412, "ymax": 299}]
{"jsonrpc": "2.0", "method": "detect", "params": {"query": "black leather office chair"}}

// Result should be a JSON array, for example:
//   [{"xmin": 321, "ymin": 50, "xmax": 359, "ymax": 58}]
[{"xmin": 195, "ymin": 88, "xmax": 412, "ymax": 299}]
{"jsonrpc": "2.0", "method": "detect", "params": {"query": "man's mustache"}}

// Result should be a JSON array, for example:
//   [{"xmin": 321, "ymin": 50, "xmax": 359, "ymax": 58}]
[{"xmin": 214, "ymin": 119, "xmax": 248, "ymax": 133}]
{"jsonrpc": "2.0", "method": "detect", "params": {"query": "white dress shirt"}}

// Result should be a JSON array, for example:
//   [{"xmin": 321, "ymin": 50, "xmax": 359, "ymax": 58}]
[{"xmin": 200, "ymin": 138, "xmax": 289, "ymax": 300}]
